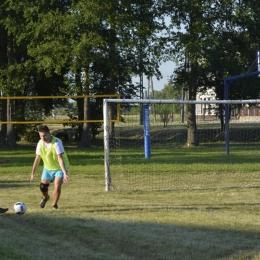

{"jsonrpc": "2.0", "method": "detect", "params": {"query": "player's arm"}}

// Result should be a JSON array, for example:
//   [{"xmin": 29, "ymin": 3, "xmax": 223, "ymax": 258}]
[
  {"xmin": 30, "ymin": 155, "xmax": 41, "ymax": 182},
  {"xmin": 57, "ymin": 153, "xmax": 69, "ymax": 183}
]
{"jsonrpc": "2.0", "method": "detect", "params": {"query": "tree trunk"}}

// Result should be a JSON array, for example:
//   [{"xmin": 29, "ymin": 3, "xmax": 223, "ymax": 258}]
[
  {"xmin": 186, "ymin": 63, "xmax": 198, "ymax": 147},
  {"xmin": 7, "ymin": 98, "xmax": 16, "ymax": 148},
  {"xmin": 0, "ymin": 99, "xmax": 7, "ymax": 143},
  {"xmin": 78, "ymin": 97, "xmax": 90, "ymax": 147},
  {"xmin": 219, "ymin": 104, "xmax": 225, "ymax": 132},
  {"xmin": 77, "ymin": 97, "xmax": 83, "ymax": 140},
  {"xmin": 108, "ymin": 29, "xmax": 116, "ymax": 147},
  {"xmin": 78, "ymin": 68, "xmax": 90, "ymax": 148},
  {"xmin": 6, "ymin": 34, "xmax": 16, "ymax": 148}
]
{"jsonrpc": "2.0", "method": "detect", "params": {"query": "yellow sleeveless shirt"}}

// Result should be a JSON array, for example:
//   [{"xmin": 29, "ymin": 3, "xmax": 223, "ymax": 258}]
[{"xmin": 39, "ymin": 136, "xmax": 69, "ymax": 170}]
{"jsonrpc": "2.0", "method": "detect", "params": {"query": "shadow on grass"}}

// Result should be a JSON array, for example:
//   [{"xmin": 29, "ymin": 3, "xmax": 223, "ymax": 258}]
[
  {"xmin": 0, "ymin": 180, "xmax": 31, "ymax": 189},
  {"xmin": 1, "ymin": 212, "xmax": 259, "ymax": 260},
  {"xmin": 72, "ymin": 202, "xmax": 260, "ymax": 213}
]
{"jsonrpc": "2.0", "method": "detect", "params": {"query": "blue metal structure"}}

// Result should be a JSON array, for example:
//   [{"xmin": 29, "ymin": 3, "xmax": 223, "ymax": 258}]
[
  {"xmin": 143, "ymin": 104, "xmax": 151, "ymax": 158},
  {"xmin": 224, "ymin": 70, "xmax": 260, "ymax": 154}
]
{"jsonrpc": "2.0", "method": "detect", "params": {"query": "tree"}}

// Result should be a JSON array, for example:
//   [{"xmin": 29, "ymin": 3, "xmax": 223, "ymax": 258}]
[
  {"xmin": 23, "ymin": 0, "xmax": 163, "ymax": 147},
  {"xmin": 0, "ymin": 0, "xmax": 72, "ymax": 146},
  {"xmin": 163, "ymin": 0, "xmax": 237, "ymax": 146},
  {"xmin": 193, "ymin": 0, "xmax": 260, "ymax": 131}
]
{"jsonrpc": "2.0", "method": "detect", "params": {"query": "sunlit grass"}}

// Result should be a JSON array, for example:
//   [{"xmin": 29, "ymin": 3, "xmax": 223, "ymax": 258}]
[{"xmin": 0, "ymin": 144, "xmax": 260, "ymax": 259}]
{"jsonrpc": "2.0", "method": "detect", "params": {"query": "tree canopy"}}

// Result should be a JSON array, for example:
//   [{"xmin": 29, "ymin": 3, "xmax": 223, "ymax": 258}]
[{"xmin": 0, "ymin": 0, "xmax": 260, "ymax": 147}]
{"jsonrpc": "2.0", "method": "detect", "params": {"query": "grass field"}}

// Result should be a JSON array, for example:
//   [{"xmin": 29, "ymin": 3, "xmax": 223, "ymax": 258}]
[{"xmin": 0, "ymin": 143, "xmax": 260, "ymax": 260}]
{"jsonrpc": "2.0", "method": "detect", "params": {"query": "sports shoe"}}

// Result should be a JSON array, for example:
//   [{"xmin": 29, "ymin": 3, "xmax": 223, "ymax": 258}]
[
  {"xmin": 40, "ymin": 195, "xmax": 50, "ymax": 208},
  {"xmin": 0, "ymin": 207, "xmax": 8, "ymax": 213},
  {"xmin": 52, "ymin": 204, "xmax": 58, "ymax": 210}
]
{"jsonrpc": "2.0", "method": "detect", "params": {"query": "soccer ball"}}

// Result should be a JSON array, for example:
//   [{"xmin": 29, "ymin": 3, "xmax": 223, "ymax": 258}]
[{"xmin": 13, "ymin": 202, "xmax": 26, "ymax": 215}]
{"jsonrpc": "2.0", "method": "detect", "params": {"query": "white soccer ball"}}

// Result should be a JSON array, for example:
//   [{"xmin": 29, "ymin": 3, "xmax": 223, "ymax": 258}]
[{"xmin": 13, "ymin": 202, "xmax": 27, "ymax": 215}]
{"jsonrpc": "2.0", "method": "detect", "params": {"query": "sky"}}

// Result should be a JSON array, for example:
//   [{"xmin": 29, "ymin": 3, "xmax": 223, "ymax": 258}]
[
  {"xmin": 133, "ymin": 60, "xmax": 176, "ymax": 92},
  {"xmin": 132, "ymin": 16, "xmax": 178, "ymax": 92},
  {"xmin": 148, "ymin": 61, "xmax": 176, "ymax": 91}
]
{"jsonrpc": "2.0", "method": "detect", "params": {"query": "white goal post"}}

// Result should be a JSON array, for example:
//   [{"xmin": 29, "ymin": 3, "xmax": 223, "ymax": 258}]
[{"xmin": 103, "ymin": 98, "xmax": 260, "ymax": 191}]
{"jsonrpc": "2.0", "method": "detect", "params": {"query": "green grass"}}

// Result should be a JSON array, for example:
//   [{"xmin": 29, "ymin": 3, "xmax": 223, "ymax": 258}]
[
  {"xmin": 0, "ymin": 144, "xmax": 260, "ymax": 259},
  {"xmin": 110, "ymin": 146, "xmax": 260, "ymax": 191}
]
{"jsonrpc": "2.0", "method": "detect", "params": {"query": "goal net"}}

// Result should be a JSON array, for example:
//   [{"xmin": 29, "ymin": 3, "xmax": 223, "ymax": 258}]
[{"xmin": 103, "ymin": 98, "xmax": 260, "ymax": 191}]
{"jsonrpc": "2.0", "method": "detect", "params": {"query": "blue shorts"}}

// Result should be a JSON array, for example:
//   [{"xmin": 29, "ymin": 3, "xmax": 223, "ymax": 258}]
[{"xmin": 41, "ymin": 168, "xmax": 66, "ymax": 182}]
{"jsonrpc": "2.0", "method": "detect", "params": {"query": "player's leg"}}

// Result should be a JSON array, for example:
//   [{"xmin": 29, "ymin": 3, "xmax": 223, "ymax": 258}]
[
  {"xmin": 0, "ymin": 207, "xmax": 8, "ymax": 213},
  {"xmin": 40, "ymin": 180, "xmax": 51, "ymax": 197},
  {"xmin": 52, "ymin": 176, "xmax": 63, "ymax": 209},
  {"xmin": 39, "ymin": 169, "xmax": 52, "ymax": 208},
  {"xmin": 40, "ymin": 180, "xmax": 51, "ymax": 208}
]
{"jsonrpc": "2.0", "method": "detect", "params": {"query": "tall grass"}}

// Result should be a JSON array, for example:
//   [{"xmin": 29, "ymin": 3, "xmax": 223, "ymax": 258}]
[{"xmin": 0, "ymin": 144, "xmax": 260, "ymax": 259}]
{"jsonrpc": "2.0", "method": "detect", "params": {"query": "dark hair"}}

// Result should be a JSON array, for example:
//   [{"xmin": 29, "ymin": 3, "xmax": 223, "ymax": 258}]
[{"xmin": 38, "ymin": 125, "xmax": 50, "ymax": 133}]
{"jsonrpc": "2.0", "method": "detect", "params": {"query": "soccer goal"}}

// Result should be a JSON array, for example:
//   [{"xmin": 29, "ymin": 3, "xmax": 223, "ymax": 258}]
[{"xmin": 103, "ymin": 98, "xmax": 260, "ymax": 191}]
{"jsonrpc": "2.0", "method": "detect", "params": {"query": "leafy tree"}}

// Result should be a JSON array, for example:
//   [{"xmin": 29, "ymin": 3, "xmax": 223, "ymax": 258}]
[
  {"xmin": 193, "ymin": 0, "xmax": 260, "ymax": 131},
  {"xmin": 153, "ymin": 82, "xmax": 182, "ymax": 118},
  {"xmin": 162, "ymin": 0, "xmax": 258, "ymax": 146},
  {"xmin": 0, "ymin": 0, "xmax": 71, "ymax": 146},
  {"xmin": 22, "ymin": 0, "xmax": 164, "ymax": 146},
  {"xmin": 158, "ymin": 105, "xmax": 170, "ymax": 127},
  {"xmin": 163, "ymin": 0, "xmax": 223, "ymax": 146}
]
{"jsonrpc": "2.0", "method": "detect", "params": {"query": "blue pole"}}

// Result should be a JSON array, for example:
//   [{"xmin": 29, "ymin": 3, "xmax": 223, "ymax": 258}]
[{"xmin": 143, "ymin": 104, "xmax": 151, "ymax": 158}]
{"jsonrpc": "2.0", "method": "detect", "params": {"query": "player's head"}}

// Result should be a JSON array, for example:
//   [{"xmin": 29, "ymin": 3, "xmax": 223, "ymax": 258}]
[
  {"xmin": 38, "ymin": 125, "xmax": 50, "ymax": 133},
  {"xmin": 38, "ymin": 125, "xmax": 51, "ymax": 143}
]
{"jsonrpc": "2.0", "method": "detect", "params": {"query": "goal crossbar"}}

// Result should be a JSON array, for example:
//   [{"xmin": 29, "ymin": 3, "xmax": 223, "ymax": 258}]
[{"xmin": 103, "ymin": 98, "xmax": 260, "ymax": 104}]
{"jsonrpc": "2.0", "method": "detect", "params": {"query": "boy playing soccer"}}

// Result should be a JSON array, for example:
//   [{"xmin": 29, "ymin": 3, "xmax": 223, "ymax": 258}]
[{"xmin": 30, "ymin": 125, "xmax": 69, "ymax": 209}]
